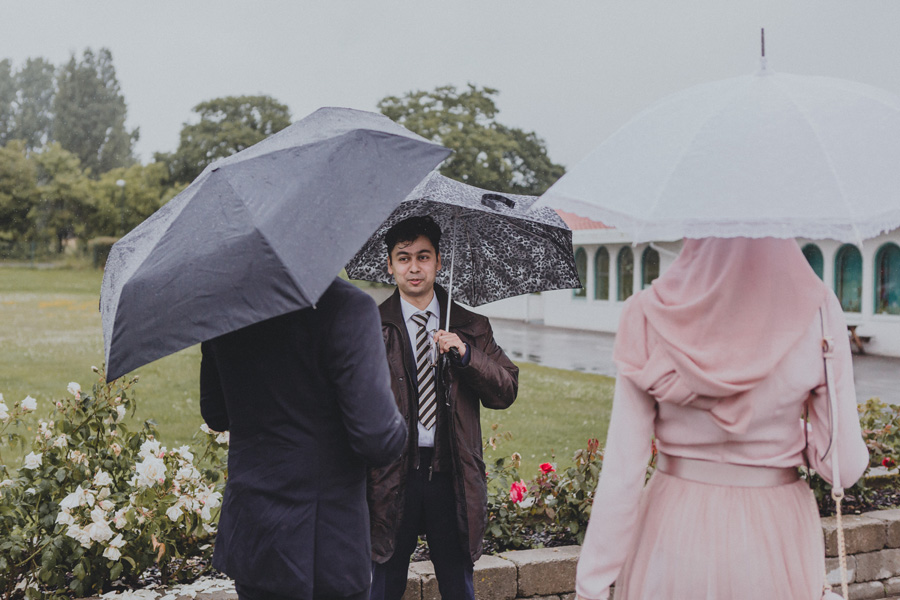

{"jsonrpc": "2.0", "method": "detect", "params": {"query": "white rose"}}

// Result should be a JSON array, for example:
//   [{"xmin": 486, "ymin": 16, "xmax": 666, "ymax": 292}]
[
  {"xmin": 201, "ymin": 490, "xmax": 223, "ymax": 510},
  {"xmin": 103, "ymin": 546, "xmax": 122, "ymax": 561},
  {"xmin": 0, "ymin": 402, "xmax": 9, "ymax": 422},
  {"xmin": 0, "ymin": 479, "xmax": 14, "ymax": 488},
  {"xmin": 20, "ymin": 395, "xmax": 36, "ymax": 412},
  {"xmin": 98, "ymin": 487, "xmax": 111, "ymax": 501},
  {"xmin": 52, "ymin": 434, "xmax": 68, "ymax": 448},
  {"xmin": 200, "ymin": 504, "xmax": 212, "ymax": 521},
  {"xmin": 215, "ymin": 431, "xmax": 230, "ymax": 445},
  {"xmin": 93, "ymin": 470, "xmax": 113, "ymax": 487},
  {"xmin": 67, "ymin": 382, "xmax": 81, "ymax": 396},
  {"xmin": 103, "ymin": 533, "xmax": 125, "ymax": 561},
  {"xmin": 176, "ymin": 465, "xmax": 200, "ymax": 482},
  {"xmin": 99, "ymin": 499, "xmax": 115, "ymax": 512},
  {"xmin": 175, "ymin": 445, "xmax": 194, "ymax": 462},
  {"xmin": 67, "ymin": 450, "xmax": 87, "ymax": 465},
  {"xmin": 113, "ymin": 508, "xmax": 128, "ymax": 529},
  {"xmin": 22, "ymin": 452, "xmax": 42, "ymax": 470},
  {"xmin": 59, "ymin": 485, "xmax": 95, "ymax": 510},
  {"xmin": 115, "ymin": 405, "xmax": 126, "ymax": 423},
  {"xmin": 66, "ymin": 524, "xmax": 92, "ymax": 549},
  {"xmin": 56, "ymin": 510, "xmax": 76, "ymax": 526},
  {"xmin": 133, "ymin": 456, "xmax": 166, "ymax": 488},
  {"xmin": 84, "ymin": 507, "xmax": 113, "ymax": 543},
  {"xmin": 200, "ymin": 423, "xmax": 211, "ymax": 434},
  {"xmin": 166, "ymin": 505, "xmax": 182, "ymax": 522},
  {"xmin": 139, "ymin": 439, "xmax": 161, "ymax": 459}
]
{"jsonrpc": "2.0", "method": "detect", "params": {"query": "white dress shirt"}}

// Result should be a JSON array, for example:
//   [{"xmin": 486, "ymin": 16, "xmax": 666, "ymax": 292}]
[{"xmin": 399, "ymin": 293, "xmax": 440, "ymax": 448}]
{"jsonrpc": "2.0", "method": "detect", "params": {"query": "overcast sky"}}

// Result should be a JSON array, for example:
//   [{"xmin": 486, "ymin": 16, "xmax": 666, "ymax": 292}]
[{"xmin": 3, "ymin": 1, "xmax": 900, "ymax": 168}]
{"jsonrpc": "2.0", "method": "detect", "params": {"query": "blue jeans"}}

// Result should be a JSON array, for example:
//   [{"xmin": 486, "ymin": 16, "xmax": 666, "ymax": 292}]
[{"xmin": 369, "ymin": 449, "xmax": 475, "ymax": 600}]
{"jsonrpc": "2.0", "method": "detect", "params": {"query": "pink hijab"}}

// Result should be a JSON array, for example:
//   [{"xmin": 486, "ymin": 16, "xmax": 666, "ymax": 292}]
[{"xmin": 614, "ymin": 237, "xmax": 828, "ymax": 433}]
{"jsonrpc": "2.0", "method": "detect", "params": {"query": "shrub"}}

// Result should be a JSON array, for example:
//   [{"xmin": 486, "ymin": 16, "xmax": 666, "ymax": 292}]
[
  {"xmin": 0, "ymin": 370, "xmax": 227, "ymax": 599},
  {"xmin": 485, "ymin": 438, "xmax": 603, "ymax": 551}
]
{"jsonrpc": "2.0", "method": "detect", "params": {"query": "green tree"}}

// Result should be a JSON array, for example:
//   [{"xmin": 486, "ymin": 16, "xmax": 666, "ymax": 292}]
[
  {"xmin": 0, "ymin": 59, "xmax": 15, "ymax": 146},
  {"xmin": 30, "ymin": 142, "xmax": 94, "ymax": 252},
  {"xmin": 53, "ymin": 48, "xmax": 137, "ymax": 176},
  {"xmin": 0, "ymin": 140, "xmax": 39, "ymax": 242},
  {"xmin": 90, "ymin": 162, "xmax": 180, "ymax": 238},
  {"xmin": 11, "ymin": 57, "xmax": 56, "ymax": 150},
  {"xmin": 378, "ymin": 84, "xmax": 565, "ymax": 195},
  {"xmin": 156, "ymin": 95, "xmax": 292, "ymax": 184}
]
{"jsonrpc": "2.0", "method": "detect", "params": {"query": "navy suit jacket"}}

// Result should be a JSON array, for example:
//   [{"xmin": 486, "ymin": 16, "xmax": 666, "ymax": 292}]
[{"xmin": 201, "ymin": 278, "xmax": 406, "ymax": 598}]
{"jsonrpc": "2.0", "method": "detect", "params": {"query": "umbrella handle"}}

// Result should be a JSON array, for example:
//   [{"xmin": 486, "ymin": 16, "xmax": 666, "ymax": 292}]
[{"xmin": 481, "ymin": 193, "xmax": 516, "ymax": 210}]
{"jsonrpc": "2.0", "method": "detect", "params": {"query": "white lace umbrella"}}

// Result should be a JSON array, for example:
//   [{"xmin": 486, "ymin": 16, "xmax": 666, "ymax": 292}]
[{"xmin": 536, "ymin": 59, "xmax": 900, "ymax": 244}]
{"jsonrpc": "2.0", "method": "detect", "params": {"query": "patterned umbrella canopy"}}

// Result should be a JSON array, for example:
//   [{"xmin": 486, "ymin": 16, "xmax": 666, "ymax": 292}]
[{"xmin": 345, "ymin": 172, "xmax": 580, "ymax": 319}]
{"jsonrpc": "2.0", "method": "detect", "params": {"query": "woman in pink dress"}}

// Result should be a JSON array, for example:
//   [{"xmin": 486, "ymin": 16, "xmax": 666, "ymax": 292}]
[{"xmin": 575, "ymin": 237, "xmax": 869, "ymax": 600}]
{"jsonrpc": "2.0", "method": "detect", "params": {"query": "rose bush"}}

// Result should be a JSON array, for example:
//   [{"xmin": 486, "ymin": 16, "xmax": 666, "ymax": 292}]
[
  {"xmin": 0, "ymin": 369, "xmax": 228, "ymax": 600},
  {"xmin": 485, "ymin": 438, "xmax": 603, "ymax": 551}
]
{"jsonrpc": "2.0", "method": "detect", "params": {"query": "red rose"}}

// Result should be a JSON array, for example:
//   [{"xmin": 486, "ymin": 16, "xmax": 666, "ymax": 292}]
[
  {"xmin": 883, "ymin": 457, "xmax": 896, "ymax": 468},
  {"xmin": 509, "ymin": 480, "xmax": 527, "ymax": 503},
  {"xmin": 539, "ymin": 462, "xmax": 555, "ymax": 474}
]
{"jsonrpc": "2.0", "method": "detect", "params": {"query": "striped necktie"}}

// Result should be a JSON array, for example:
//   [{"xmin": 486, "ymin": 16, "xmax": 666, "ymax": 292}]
[{"xmin": 411, "ymin": 311, "xmax": 437, "ymax": 429}]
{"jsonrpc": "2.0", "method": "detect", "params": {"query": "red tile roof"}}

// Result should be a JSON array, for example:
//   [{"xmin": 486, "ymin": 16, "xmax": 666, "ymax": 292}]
[{"xmin": 555, "ymin": 209, "xmax": 613, "ymax": 231}]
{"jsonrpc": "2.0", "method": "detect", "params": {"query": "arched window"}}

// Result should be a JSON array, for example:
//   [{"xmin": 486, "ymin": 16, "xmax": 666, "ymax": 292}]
[
  {"xmin": 835, "ymin": 244, "xmax": 862, "ymax": 313},
  {"xmin": 617, "ymin": 247, "xmax": 634, "ymax": 301},
  {"xmin": 876, "ymin": 243, "xmax": 900, "ymax": 315},
  {"xmin": 594, "ymin": 247, "xmax": 610, "ymax": 300},
  {"xmin": 574, "ymin": 247, "xmax": 587, "ymax": 298},
  {"xmin": 802, "ymin": 243, "xmax": 824, "ymax": 280},
  {"xmin": 641, "ymin": 247, "xmax": 660, "ymax": 289}
]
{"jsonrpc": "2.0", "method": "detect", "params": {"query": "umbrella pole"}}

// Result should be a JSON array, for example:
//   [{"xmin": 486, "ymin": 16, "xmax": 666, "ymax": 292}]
[{"xmin": 444, "ymin": 213, "xmax": 458, "ymax": 332}]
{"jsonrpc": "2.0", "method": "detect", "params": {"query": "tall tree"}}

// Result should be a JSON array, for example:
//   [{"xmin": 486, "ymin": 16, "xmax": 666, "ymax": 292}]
[
  {"xmin": 0, "ymin": 140, "xmax": 38, "ymax": 241},
  {"xmin": 53, "ymin": 48, "xmax": 137, "ymax": 176},
  {"xmin": 11, "ymin": 57, "xmax": 56, "ymax": 150},
  {"xmin": 378, "ymin": 84, "xmax": 565, "ymax": 195},
  {"xmin": 31, "ymin": 142, "xmax": 93, "ymax": 252},
  {"xmin": 0, "ymin": 59, "xmax": 15, "ymax": 146},
  {"xmin": 89, "ymin": 163, "xmax": 178, "ymax": 238},
  {"xmin": 156, "ymin": 95, "xmax": 292, "ymax": 184}
]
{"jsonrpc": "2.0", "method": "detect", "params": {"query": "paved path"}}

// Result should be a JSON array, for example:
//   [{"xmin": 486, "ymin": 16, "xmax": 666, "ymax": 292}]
[{"xmin": 490, "ymin": 318, "xmax": 900, "ymax": 405}]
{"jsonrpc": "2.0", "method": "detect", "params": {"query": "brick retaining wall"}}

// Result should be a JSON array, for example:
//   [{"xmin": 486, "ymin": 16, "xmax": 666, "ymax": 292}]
[{"xmin": 84, "ymin": 509, "xmax": 900, "ymax": 600}]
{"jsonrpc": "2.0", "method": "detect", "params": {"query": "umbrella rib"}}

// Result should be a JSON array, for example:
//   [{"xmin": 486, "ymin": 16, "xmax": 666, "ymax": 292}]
[
  {"xmin": 772, "ymin": 76, "xmax": 861, "ymax": 242},
  {"xmin": 643, "ymin": 79, "xmax": 752, "ymax": 228},
  {"xmin": 222, "ymin": 172, "xmax": 315, "ymax": 308}
]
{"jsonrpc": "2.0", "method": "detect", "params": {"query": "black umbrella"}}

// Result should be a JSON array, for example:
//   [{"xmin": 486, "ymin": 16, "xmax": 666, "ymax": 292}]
[
  {"xmin": 344, "ymin": 172, "xmax": 580, "ymax": 330},
  {"xmin": 101, "ymin": 107, "xmax": 451, "ymax": 381}
]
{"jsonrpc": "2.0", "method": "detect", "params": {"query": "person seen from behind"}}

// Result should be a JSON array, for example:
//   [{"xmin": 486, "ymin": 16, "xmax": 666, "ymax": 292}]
[
  {"xmin": 201, "ymin": 278, "xmax": 407, "ymax": 600},
  {"xmin": 575, "ymin": 237, "xmax": 869, "ymax": 600}
]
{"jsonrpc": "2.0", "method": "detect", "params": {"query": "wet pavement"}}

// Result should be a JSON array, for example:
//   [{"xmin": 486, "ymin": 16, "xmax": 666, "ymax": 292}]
[{"xmin": 489, "ymin": 318, "xmax": 900, "ymax": 405}]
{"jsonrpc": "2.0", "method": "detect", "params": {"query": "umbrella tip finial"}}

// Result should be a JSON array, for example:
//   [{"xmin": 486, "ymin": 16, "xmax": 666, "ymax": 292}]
[{"xmin": 759, "ymin": 27, "xmax": 768, "ymax": 72}]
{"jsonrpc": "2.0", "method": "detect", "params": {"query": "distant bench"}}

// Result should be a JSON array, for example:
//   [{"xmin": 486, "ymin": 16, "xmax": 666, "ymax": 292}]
[{"xmin": 848, "ymin": 325, "xmax": 872, "ymax": 354}]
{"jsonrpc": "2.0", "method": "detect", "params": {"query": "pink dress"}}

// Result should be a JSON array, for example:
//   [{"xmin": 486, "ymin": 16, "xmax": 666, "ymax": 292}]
[{"xmin": 575, "ymin": 291, "xmax": 870, "ymax": 600}]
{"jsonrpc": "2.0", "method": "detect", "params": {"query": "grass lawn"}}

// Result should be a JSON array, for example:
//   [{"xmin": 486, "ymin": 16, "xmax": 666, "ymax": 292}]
[{"xmin": 0, "ymin": 266, "xmax": 614, "ymax": 475}]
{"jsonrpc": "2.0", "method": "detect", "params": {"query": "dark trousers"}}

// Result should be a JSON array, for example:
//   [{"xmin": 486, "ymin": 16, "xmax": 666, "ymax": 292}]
[
  {"xmin": 369, "ymin": 449, "xmax": 475, "ymax": 600},
  {"xmin": 236, "ymin": 582, "xmax": 369, "ymax": 600}
]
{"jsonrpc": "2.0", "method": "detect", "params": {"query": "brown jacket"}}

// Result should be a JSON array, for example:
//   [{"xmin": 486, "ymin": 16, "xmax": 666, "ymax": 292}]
[{"xmin": 368, "ymin": 285, "xmax": 519, "ymax": 563}]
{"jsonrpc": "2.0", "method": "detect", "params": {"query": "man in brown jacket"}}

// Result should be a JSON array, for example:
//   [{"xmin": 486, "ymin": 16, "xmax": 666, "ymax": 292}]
[{"xmin": 368, "ymin": 216, "xmax": 519, "ymax": 600}]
